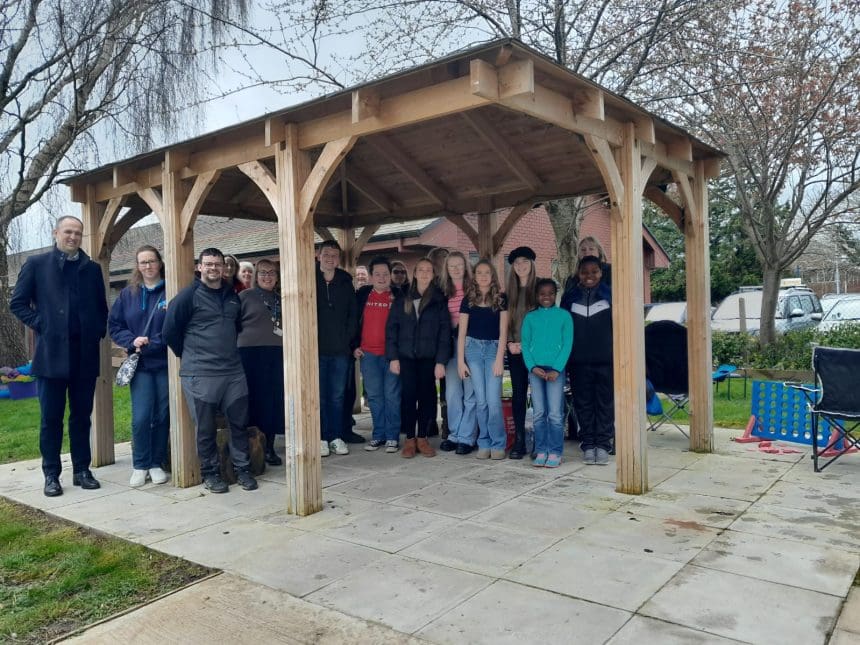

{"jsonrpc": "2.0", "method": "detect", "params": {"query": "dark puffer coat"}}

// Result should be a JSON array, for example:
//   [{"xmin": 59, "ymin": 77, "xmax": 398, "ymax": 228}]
[{"xmin": 385, "ymin": 285, "xmax": 451, "ymax": 365}]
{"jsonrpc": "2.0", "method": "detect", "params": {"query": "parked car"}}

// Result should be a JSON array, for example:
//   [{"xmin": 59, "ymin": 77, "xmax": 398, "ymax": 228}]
[
  {"xmin": 711, "ymin": 286, "xmax": 823, "ymax": 335},
  {"xmin": 817, "ymin": 295, "xmax": 860, "ymax": 332},
  {"xmin": 645, "ymin": 302, "xmax": 687, "ymax": 325}
]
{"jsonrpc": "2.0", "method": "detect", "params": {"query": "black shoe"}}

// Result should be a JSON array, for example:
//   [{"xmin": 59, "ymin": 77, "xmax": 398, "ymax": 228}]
[
  {"xmin": 72, "ymin": 470, "xmax": 100, "ymax": 490},
  {"xmin": 203, "ymin": 474, "xmax": 229, "ymax": 493},
  {"xmin": 508, "ymin": 432, "xmax": 525, "ymax": 459},
  {"xmin": 343, "ymin": 431, "xmax": 366, "ymax": 444},
  {"xmin": 44, "ymin": 475, "xmax": 63, "ymax": 497},
  {"xmin": 265, "ymin": 448, "xmax": 283, "ymax": 466},
  {"xmin": 455, "ymin": 443, "xmax": 474, "ymax": 455},
  {"xmin": 236, "ymin": 470, "xmax": 258, "ymax": 491},
  {"xmin": 439, "ymin": 439, "xmax": 457, "ymax": 452}
]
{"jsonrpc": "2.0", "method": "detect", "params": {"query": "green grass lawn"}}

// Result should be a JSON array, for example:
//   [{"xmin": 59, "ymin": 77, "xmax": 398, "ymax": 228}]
[
  {"xmin": 0, "ymin": 498, "xmax": 213, "ymax": 643},
  {"xmin": 649, "ymin": 384, "xmax": 753, "ymax": 429},
  {"xmin": 0, "ymin": 386, "xmax": 132, "ymax": 465}
]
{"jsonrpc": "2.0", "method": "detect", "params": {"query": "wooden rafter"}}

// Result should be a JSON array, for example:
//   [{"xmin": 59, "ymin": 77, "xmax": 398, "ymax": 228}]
[
  {"xmin": 367, "ymin": 134, "xmax": 449, "ymax": 206},
  {"xmin": 108, "ymin": 207, "xmax": 149, "ymax": 247},
  {"xmin": 136, "ymin": 187, "xmax": 163, "ymax": 220},
  {"xmin": 461, "ymin": 112, "xmax": 541, "ymax": 191},
  {"xmin": 583, "ymin": 135, "xmax": 623, "ymax": 211},
  {"xmin": 315, "ymin": 226, "xmax": 334, "ymax": 241},
  {"xmin": 238, "ymin": 160, "xmax": 278, "ymax": 211},
  {"xmin": 299, "ymin": 135, "xmax": 357, "ymax": 225},
  {"xmin": 94, "ymin": 196, "xmax": 126, "ymax": 258},
  {"xmin": 344, "ymin": 162, "xmax": 399, "ymax": 212}
]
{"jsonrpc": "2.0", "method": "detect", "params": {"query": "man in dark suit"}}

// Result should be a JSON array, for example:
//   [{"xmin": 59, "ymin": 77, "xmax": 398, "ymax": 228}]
[{"xmin": 10, "ymin": 215, "xmax": 108, "ymax": 497}]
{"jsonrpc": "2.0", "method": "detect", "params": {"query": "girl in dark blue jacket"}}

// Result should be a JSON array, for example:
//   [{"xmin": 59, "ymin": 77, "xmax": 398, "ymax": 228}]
[{"xmin": 109, "ymin": 245, "xmax": 169, "ymax": 487}]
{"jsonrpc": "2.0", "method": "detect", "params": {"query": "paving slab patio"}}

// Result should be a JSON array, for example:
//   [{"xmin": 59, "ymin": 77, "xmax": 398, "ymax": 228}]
[{"xmin": 1, "ymin": 421, "xmax": 857, "ymax": 644}]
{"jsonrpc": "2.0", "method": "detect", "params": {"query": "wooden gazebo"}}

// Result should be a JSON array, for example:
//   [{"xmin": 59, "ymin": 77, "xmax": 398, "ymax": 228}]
[{"xmin": 65, "ymin": 40, "xmax": 722, "ymax": 515}]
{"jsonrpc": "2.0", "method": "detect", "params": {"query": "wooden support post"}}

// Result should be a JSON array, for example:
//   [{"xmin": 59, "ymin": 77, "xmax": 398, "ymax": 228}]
[
  {"xmin": 477, "ymin": 210, "xmax": 497, "ymax": 260},
  {"xmin": 678, "ymin": 161, "xmax": 714, "ymax": 453},
  {"xmin": 81, "ymin": 186, "xmax": 115, "ymax": 468},
  {"xmin": 276, "ymin": 124, "xmax": 323, "ymax": 515},
  {"xmin": 337, "ymin": 228, "xmax": 357, "ymax": 274},
  {"xmin": 598, "ymin": 124, "xmax": 649, "ymax": 495},
  {"xmin": 162, "ymin": 152, "xmax": 199, "ymax": 487}
]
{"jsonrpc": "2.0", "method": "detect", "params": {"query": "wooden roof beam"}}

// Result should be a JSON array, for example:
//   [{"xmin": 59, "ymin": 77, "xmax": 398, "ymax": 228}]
[
  {"xmin": 366, "ymin": 134, "xmax": 450, "ymax": 206},
  {"xmin": 461, "ymin": 111, "xmax": 542, "ymax": 191},
  {"xmin": 344, "ymin": 162, "xmax": 399, "ymax": 212}
]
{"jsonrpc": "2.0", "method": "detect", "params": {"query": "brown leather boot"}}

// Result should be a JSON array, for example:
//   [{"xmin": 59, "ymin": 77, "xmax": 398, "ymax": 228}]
[
  {"xmin": 416, "ymin": 437, "xmax": 436, "ymax": 457},
  {"xmin": 401, "ymin": 438, "xmax": 417, "ymax": 458}
]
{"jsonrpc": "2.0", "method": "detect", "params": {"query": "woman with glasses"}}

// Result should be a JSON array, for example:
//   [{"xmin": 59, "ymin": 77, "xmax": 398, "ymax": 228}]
[
  {"xmin": 238, "ymin": 259, "xmax": 285, "ymax": 465},
  {"xmin": 109, "ymin": 246, "xmax": 170, "ymax": 487}
]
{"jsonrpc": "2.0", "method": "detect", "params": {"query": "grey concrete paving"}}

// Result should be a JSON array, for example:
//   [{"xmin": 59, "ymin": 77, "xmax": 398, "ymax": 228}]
[{"xmin": 1, "ymin": 419, "xmax": 858, "ymax": 644}]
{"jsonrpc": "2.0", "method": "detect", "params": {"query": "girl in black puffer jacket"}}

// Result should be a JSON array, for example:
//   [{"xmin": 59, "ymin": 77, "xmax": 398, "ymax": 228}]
[{"xmin": 385, "ymin": 258, "xmax": 451, "ymax": 458}]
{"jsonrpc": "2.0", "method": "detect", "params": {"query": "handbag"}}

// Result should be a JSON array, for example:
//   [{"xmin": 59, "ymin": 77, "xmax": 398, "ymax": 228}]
[{"xmin": 115, "ymin": 290, "xmax": 164, "ymax": 387}]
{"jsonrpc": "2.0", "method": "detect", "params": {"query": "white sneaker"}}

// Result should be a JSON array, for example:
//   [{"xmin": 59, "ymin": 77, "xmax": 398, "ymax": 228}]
[
  {"xmin": 385, "ymin": 440, "xmax": 399, "ymax": 453},
  {"xmin": 129, "ymin": 469, "xmax": 148, "ymax": 487},
  {"xmin": 365, "ymin": 440, "xmax": 384, "ymax": 451},
  {"xmin": 329, "ymin": 438, "xmax": 349, "ymax": 455},
  {"xmin": 149, "ymin": 466, "xmax": 169, "ymax": 484},
  {"xmin": 320, "ymin": 440, "xmax": 331, "ymax": 457}
]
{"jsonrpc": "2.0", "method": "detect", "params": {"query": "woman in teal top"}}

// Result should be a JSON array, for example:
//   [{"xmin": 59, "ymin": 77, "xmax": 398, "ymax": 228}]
[{"xmin": 521, "ymin": 278, "xmax": 573, "ymax": 467}]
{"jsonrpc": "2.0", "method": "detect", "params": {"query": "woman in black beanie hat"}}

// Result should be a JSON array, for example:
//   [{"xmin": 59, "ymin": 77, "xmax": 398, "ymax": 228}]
[{"xmin": 505, "ymin": 246, "xmax": 537, "ymax": 459}]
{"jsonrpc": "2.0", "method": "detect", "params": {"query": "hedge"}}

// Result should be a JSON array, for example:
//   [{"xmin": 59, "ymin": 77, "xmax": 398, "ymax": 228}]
[{"xmin": 712, "ymin": 325, "xmax": 860, "ymax": 370}]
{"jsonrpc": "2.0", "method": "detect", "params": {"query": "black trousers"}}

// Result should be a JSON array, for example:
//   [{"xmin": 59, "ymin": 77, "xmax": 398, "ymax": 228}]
[
  {"xmin": 571, "ymin": 362, "xmax": 614, "ymax": 451},
  {"xmin": 399, "ymin": 357, "xmax": 437, "ymax": 439},
  {"xmin": 507, "ymin": 350, "xmax": 529, "ymax": 433},
  {"xmin": 37, "ymin": 372, "xmax": 97, "ymax": 478},
  {"xmin": 342, "ymin": 355, "xmax": 357, "ymax": 436},
  {"xmin": 239, "ymin": 345, "xmax": 285, "ymax": 450},
  {"xmin": 181, "ymin": 373, "xmax": 251, "ymax": 476}
]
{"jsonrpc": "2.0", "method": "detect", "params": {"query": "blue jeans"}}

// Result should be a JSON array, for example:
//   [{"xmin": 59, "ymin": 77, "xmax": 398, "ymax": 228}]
[
  {"xmin": 464, "ymin": 337, "xmax": 505, "ymax": 450},
  {"xmin": 445, "ymin": 345, "xmax": 476, "ymax": 445},
  {"xmin": 360, "ymin": 351, "xmax": 401, "ymax": 442},
  {"xmin": 529, "ymin": 370, "xmax": 566, "ymax": 456},
  {"xmin": 130, "ymin": 368, "xmax": 170, "ymax": 470},
  {"xmin": 319, "ymin": 354, "xmax": 350, "ymax": 442}
]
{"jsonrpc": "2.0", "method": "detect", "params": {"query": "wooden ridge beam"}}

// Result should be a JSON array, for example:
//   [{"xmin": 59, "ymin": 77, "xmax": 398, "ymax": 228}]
[
  {"xmin": 461, "ymin": 111, "xmax": 542, "ymax": 191},
  {"xmin": 367, "ymin": 134, "xmax": 449, "ymax": 205}
]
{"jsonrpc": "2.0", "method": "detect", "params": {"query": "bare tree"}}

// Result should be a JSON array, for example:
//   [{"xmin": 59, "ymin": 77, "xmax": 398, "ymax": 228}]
[
  {"xmin": 658, "ymin": 0, "xmax": 860, "ymax": 345},
  {"xmin": 0, "ymin": 0, "xmax": 248, "ymax": 366},
  {"xmin": 258, "ymin": 0, "xmax": 718, "ymax": 280}
]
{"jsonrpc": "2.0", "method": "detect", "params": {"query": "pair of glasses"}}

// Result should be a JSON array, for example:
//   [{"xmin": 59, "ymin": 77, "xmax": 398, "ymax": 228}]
[
  {"xmin": 257, "ymin": 271, "xmax": 276, "ymax": 277},
  {"xmin": 138, "ymin": 260, "xmax": 159, "ymax": 266},
  {"xmin": 393, "ymin": 270, "xmax": 407, "ymax": 275},
  {"xmin": 201, "ymin": 262, "xmax": 223, "ymax": 269}
]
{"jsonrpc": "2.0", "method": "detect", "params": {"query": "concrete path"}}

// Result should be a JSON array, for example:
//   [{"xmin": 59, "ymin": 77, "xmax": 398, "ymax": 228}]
[{"xmin": 1, "ymin": 420, "xmax": 857, "ymax": 644}]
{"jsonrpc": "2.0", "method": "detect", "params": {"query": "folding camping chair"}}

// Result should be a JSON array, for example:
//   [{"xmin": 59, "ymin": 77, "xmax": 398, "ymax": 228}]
[
  {"xmin": 644, "ymin": 320, "xmax": 690, "ymax": 437},
  {"xmin": 788, "ymin": 346, "xmax": 860, "ymax": 472}
]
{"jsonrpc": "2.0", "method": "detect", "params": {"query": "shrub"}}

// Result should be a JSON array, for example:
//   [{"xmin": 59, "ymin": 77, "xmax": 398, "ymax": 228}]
[
  {"xmin": 815, "ymin": 324, "xmax": 860, "ymax": 350},
  {"xmin": 748, "ymin": 328, "xmax": 815, "ymax": 370},
  {"xmin": 712, "ymin": 331, "xmax": 756, "ymax": 367}
]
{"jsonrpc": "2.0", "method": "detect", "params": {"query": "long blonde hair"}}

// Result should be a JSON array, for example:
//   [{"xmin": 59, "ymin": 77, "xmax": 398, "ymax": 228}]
[
  {"xmin": 403, "ymin": 257, "xmax": 436, "ymax": 315},
  {"xmin": 441, "ymin": 251, "xmax": 471, "ymax": 298},
  {"xmin": 465, "ymin": 259, "xmax": 503, "ymax": 311},
  {"xmin": 506, "ymin": 258, "xmax": 536, "ymax": 340}
]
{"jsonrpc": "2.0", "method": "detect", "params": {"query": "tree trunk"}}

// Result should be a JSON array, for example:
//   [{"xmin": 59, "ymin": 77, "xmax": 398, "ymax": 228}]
[
  {"xmin": 758, "ymin": 264, "xmax": 781, "ymax": 347},
  {"xmin": 0, "ymin": 223, "xmax": 28, "ymax": 367},
  {"xmin": 546, "ymin": 197, "xmax": 588, "ymax": 286}
]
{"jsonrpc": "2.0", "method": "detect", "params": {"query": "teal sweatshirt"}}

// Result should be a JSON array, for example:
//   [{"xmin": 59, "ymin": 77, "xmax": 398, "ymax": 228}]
[{"xmin": 521, "ymin": 306, "xmax": 573, "ymax": 373}]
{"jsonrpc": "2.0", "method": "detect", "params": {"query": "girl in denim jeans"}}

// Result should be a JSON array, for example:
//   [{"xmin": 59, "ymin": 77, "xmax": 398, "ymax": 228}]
[
  {"xmin": 457, "ymin": 260, "xmax": 508, "ymax": 459},
  {"xmin": 522, "ymin": 279, "xmax": 573, "ymax": 468}
]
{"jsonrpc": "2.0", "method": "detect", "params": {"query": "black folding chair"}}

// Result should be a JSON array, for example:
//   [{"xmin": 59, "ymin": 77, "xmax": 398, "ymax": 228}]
[
  {"xmin": 644, "ymin": 321, "xmax": 690, "ymax": 437},
  {"xmin": 789, "ymin": 346, "xmax": 860, "ymax": 472}
]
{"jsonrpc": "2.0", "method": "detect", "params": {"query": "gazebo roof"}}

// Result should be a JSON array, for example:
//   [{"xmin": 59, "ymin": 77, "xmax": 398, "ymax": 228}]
[{"xmin": 64, "ymin": 39, "xmax": 722, "ymax": 229}]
